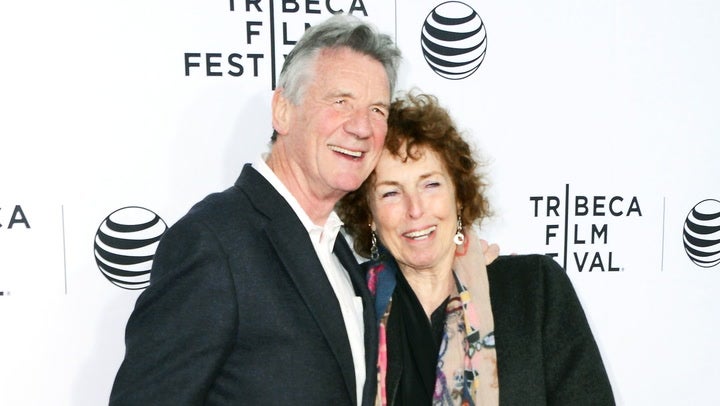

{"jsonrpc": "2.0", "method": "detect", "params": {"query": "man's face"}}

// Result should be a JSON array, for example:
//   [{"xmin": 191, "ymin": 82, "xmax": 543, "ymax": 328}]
[{"xmin": 279, "ymin": 47, "xmax": 390, "ymax": 202}]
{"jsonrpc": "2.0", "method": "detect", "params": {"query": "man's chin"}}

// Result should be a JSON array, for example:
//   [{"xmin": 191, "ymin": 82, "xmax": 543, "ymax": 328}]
[{"xmin": 332, "ymin": 178, "xmax": 366, "ymax": 195}]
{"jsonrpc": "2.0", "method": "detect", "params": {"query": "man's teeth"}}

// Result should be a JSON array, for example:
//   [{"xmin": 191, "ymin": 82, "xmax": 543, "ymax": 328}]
[
  {"xmin": 329, "ymin": 145, "xmax": 362, "ymax": 158},
  {"xmin": 404, "ymin": 226, "xmax": 437, "ymax": 239}
]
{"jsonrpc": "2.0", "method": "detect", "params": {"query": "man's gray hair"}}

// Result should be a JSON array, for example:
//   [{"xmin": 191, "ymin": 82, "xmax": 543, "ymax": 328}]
[{"xmin": 277, "ymin": 14, "xmax": 402, "ymax": 105}]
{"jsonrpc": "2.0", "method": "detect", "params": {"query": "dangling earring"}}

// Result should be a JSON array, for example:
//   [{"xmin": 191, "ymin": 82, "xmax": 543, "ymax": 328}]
[
  {"xmin": 453, "ymin": 214, "xmax": 465, "ymax": 246},
  {"xmin": 370, "ymin": 225, "xmax": 380, "ymax": 261}
]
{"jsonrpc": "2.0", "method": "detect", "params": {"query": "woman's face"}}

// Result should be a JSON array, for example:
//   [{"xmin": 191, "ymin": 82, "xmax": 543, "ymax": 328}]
[{"xmin": 369, "ymin": 145, "xmax": 459, "ymax": 274}]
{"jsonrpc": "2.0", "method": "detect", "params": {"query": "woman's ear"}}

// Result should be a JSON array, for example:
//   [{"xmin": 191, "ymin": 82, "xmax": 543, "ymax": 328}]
[{"xmin": 271, "ymin": 88, "xmax": 291, "ymax": 136}]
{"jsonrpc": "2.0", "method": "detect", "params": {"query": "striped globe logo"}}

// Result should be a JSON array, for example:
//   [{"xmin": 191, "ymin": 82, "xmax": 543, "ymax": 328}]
[
  {"xmin": 94, "ymin": 206, "xmax": 167, "ymax": 289},
  {"xmin": 683, "ymin": 199, "xmax": 720, "ymax": 268},
  {"xmin": 421, "ymin": 1, "xmax": 487, "ymax": 80}
]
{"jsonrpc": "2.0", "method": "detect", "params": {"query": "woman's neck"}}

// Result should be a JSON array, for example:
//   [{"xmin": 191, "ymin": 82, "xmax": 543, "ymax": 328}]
[{"xmin": 399, "ymin": 265, "xmax": 454, "ymax": 318}]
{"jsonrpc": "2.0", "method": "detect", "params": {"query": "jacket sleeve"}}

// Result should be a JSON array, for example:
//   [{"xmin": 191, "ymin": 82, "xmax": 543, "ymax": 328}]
[
  {"xmin": 539, "ymin": 255, "xmax": 615, "ymax": 405},
  {"xmin": 109, "ymin": 217, "xmax": 238, "ymax": 405}
]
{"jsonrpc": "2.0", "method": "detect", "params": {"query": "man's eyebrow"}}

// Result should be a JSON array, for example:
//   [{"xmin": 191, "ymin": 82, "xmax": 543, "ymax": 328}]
[
  {"xmin": 327, "ymin": 90, "xmax": 389, "ymax": 105},
  {"xmin": 329, "ymin": 91, "xmax": 354, "ymax": 98}
]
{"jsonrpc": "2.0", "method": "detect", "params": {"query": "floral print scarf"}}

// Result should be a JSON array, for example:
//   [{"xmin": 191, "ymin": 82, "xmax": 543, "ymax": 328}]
[{"xmin": 367, "ymin": 232, "xmax": 499, "ymax": 406}]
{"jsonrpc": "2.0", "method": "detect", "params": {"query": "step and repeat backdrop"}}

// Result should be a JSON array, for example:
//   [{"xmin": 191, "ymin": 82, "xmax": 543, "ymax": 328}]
[{"xmin": 2, "ymin": 0, "xmax": 719, "ymax": 404}]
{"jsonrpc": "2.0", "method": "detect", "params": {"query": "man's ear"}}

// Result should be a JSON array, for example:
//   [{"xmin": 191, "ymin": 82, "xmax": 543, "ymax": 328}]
[{"xmin": 271, "ymin": 88, "xmax": 291, "ymax": 136}]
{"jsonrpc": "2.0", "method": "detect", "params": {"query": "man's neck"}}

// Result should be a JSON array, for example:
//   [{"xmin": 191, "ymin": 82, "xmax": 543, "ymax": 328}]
[{"xmin": 265, "ymin": 151, "xmax": 341, "ymax": 226}]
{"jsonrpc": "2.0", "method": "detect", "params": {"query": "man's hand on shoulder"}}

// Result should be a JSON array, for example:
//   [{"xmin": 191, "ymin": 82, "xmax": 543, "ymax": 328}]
[{"xmin": 478, "ymin": 238, "xmax": 500, "ymax": 266}]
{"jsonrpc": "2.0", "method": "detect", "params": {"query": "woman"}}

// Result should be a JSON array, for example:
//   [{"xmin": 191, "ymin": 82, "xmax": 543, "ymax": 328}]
[{"xmin": 337, "ymin": 93, "xmax": 614, "ymax": 405}]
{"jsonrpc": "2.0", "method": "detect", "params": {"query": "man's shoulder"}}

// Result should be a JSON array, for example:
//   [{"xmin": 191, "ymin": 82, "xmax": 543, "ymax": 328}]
[
  {"xmin": 165, "ymin": 165, "xmax": 297, "ymax": 243},
  {"xmin": 184, "ymin": 165, "xmax": 271, "ymax": 220},
  {"xmin": 186, "ymin": 185, "xmax": 246, "ymax": 220},
  {"xmin": 171, "ymin": 173, "xmax": 263, "ymax": 231}
]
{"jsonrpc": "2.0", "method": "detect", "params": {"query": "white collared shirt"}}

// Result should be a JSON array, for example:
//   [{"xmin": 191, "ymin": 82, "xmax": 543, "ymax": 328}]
[{"xmin": 253, "ymin": 157, "xmax": 365, "ymax": 406}]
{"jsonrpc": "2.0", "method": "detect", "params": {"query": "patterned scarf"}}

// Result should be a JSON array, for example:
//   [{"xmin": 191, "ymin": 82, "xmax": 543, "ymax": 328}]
[{"xmin": 367, "ymin": 232, "xmax": 498, "ymax": 406}]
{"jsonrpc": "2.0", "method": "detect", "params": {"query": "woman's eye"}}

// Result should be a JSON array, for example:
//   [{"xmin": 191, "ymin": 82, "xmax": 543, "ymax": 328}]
[
  {"xmin": 380, "ymin": 190, "xmax": 398, "ymax": 198},
  {"xmin": 425, "ymin": 181, "xmax": 441, "ymax": 189}
]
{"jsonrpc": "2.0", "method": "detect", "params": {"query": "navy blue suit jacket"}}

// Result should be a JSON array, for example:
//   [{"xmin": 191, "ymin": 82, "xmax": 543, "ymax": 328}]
[{"xmin": 110, "ymin": 164, "xmax": 378, "ymax": 405}]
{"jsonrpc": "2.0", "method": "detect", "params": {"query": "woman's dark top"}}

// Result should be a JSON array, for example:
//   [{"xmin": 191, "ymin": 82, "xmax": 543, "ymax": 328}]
[{"xmin": 386, "ymin": 270, "xmax": 449, "ymax": 406}]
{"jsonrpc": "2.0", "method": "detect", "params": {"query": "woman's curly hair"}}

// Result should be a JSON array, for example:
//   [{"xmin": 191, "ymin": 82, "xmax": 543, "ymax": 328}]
[{"xmin": 337, "ymin": 92, "xmax": 491, "ymax": 258}]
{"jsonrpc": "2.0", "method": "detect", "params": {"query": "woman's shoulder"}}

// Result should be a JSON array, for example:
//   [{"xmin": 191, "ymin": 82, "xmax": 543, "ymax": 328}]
[
  {"xmin": 487, "ymin": 254, "xmax": 571, "ymax": 293},
  {"xmin": 488, "ymin": 253, "xmax": 563, "ymax": 274}
]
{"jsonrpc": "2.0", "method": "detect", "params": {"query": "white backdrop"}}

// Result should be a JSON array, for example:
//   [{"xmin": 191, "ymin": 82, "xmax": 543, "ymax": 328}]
[{"xmin": 2, "ymin": 0, "xmax": 719, "ymax": 404}]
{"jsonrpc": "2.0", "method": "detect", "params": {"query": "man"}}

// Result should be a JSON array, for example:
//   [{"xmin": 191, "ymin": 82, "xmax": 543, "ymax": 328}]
[{"xmin": 110, "ymin": 15, "xmax": 401, "ymax": 406}]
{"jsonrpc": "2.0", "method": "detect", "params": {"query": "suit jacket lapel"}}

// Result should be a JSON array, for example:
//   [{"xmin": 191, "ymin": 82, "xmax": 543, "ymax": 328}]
[
  {"xmin": 236, "ymin": 165, "xmax": 358, "ymax": 404},
  {"xmin": 334, "ymin": 237, "xmax": 378, "ymax": 406}
]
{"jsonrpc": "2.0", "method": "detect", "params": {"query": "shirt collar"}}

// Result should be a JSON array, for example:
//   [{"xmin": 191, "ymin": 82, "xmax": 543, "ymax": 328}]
[{"xmin": 252, "ymin": 155, "xmax": 343, "ymax": 251}]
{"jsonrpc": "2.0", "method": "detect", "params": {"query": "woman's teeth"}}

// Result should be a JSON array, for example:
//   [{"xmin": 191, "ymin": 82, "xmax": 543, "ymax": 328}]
[{"xmin": 404, "ymin": 226, "xmax": 437, "ymax": 240}]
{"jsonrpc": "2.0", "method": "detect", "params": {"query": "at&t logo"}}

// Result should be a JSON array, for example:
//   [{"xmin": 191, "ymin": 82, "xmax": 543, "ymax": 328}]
[
  {"xmin": 421, "ymin": 1, "xmax": 487, "ymax": 80},
  {"xmin": 94, "ymin": 207, "xmax": 167, "ymax": 290},
  {"xmin": 683, "ymin": 199, "xmax": 720, "ymax": 268}
]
